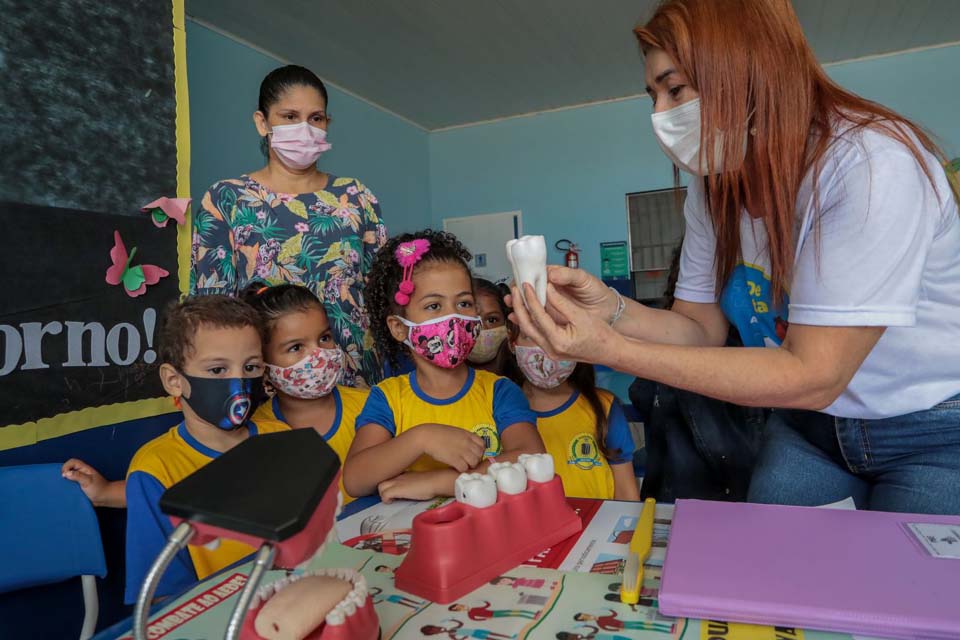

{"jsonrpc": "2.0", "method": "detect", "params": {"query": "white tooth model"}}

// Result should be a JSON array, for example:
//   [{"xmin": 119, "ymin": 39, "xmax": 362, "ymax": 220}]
[
  {"xmin": 455, "ymin": 473, "xmax": 498, "ymax": 508},
  {"xmin": 487, "ymin": 461, "xmax": 528, "ymax": 495},
  {"xmin": 517, "ymin": 453, "xmax": 555, "ymax": 483},
  {"xmin": 506, "ymin": 235, "xmax": 547, "ymax": 307}
]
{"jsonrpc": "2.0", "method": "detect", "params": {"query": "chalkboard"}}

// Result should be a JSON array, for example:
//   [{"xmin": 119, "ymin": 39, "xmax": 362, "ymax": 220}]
[
  {"xmin": 0, "ymin": 0, "xmax": 178, "ymax": 216},
  {"xmin": 1, "ymin": 202, "xmax": 180, "ymax": 427},
  {"xmin": 0, "ymin": 0, "xmax": 188, "ymax": 446}
]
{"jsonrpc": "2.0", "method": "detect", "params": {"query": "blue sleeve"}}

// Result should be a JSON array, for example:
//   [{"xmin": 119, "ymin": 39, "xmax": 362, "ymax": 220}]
[
  {"xmin": 492, "ymin": 378, "xmax": 536, "ymax": 434},
  {"xmin": 355, "ymin": 386, "xmax": 397, "ymax": 436},
  {"xmin": 604, "ymin": 398, "xmax": 635, "ymax": 464},
  {"xmin": 124, "ymin": 471, "xmax": 198, "ymax": 604}
]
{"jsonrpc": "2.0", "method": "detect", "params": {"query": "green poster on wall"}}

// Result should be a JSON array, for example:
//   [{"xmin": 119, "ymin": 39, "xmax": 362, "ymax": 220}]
[{"xmin": 601, "ymin": 241, "xmax": 630, "ymax": 278}]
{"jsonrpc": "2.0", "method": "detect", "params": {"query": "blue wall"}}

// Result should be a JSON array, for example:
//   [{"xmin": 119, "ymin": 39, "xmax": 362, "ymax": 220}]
[
  {"xmin": 187, "ymin": 21, "xmax": 432, "ymax": 233},
  {"xmin": 428, "ymin": 45, "xmax": 960, "ymax": 275}
]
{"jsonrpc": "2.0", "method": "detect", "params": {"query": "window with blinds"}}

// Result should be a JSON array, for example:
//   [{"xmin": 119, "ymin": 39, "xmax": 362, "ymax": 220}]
[{"xmin": 626, "ymin": 187, "xmax": 686, "ymax": 303}]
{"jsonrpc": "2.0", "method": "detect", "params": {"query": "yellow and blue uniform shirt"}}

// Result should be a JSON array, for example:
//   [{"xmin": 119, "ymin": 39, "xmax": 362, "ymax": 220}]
[
  {"xmin": 252, "ymin": 385, "xmax": 367, "ymax": 504},
  {"xmin": 534, "ymin": 389, "xmax": 635, "ymax": 500},
  {"xmin": 124, "ymin": 420, "xmax": 288, "ymax": 604},
  {"xmin": 356, "ymin": 367, "xmax": 535, "ymax": 473}
]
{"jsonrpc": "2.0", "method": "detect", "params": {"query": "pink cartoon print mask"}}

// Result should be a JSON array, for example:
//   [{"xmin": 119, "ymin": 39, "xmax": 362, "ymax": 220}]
[
  {"xmin": 394, "ymin": 313, "xmax": 481, "ymax": 369},
  {"xmin": 265, "ymin": 346, "xmax": 343, "ymax": 399},
  {"xmin": 515, "ymin": 344, "xmax": 576, "ymax": 389}
]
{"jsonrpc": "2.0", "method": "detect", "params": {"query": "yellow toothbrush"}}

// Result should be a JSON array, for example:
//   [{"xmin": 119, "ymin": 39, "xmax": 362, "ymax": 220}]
[{"xmin": 620, "ymin": 497, "xmax": 656, "ymax": 604}]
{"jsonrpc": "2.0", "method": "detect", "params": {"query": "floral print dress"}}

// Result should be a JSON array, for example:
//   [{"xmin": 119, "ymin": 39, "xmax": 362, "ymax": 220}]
[{"xmin": 191, "ymin": 174, "xmax": 387, "ymax": 386}]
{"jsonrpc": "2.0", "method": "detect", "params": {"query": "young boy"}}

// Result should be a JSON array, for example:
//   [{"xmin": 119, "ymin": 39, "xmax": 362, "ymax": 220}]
[{"xmin": 123, "ymin": 296, "xmax": 288, "ymax": 604}]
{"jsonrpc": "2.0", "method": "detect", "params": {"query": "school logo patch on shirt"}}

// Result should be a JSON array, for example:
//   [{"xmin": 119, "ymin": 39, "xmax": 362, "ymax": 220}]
[
  {"xmin": 568, "ymin": 433, "xmax": 602, "ymax": 470},
  {"xmin": 473, "ymin": 423, "xmax": 502, "ymax": 456}
]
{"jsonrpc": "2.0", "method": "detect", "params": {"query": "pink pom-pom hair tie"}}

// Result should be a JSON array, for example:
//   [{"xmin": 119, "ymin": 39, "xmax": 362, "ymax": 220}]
[{"xmin": 394, "ymin": 239, "xmax": 431, "ymax": 305}]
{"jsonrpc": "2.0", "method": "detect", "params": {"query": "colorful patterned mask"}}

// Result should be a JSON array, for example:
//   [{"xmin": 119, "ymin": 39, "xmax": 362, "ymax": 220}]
[
  {"xmin": 265, "ymin": 346, "xmax": 343, "ymax": 399},
  {"xmin": 467, "ymin": 326, "xmax": 508, "ymax": 364},
  {"xmin": 515, "ymin": 345, "xmax": 576, "ymax": 389},
  {"xmin": 395, "ymin": 313, "xmax": 481, "ymax": 369}
]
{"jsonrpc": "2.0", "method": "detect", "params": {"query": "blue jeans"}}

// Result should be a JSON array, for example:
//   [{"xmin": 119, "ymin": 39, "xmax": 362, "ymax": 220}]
[{"xmin": 748, "ymin": 394, "xmax": 960, "ymax": 514}]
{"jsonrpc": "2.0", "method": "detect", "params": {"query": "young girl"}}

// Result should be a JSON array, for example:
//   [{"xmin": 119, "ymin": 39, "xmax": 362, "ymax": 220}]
[
  {"xmin": 242, "ymin": 284, "xmax": 367, "ymax": 503},
  {"xmin": 467, "ymin": 278, "xmax": 511, "ymax": 375},
  {"xmin": 506, "ymin": 324, "xmax": 639, "ymax": 501},
  {"xmin": 344, "ymin": 230, "xmax": 545, "ymax": 502}
]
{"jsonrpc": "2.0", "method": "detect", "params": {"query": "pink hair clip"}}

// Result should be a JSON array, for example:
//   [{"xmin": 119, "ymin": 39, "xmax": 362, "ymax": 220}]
[{"xmin": 394, "ymin": 239, "xmax": 431, "ymax": 305}]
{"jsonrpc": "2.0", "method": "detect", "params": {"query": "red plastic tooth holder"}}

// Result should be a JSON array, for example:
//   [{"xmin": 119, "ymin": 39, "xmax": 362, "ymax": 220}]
[{"xmin": 394, "ymin": 473, "xmax": 582, "ymax": 603}]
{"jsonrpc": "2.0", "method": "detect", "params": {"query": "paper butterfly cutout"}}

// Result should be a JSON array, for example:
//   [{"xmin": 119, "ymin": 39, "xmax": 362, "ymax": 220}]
[
  {"xmin": 105, "ymin": 230, "xmax": 169, "ymax": 297},
  {"xmin": 141, "ymin": 197, "xmax": 190, "ymax": 228}
]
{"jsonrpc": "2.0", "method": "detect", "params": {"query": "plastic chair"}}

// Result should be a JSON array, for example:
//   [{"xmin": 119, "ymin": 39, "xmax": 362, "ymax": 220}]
[{"xmin": 0, "ymin": 463, "xmax": 108, "ymax": 639}]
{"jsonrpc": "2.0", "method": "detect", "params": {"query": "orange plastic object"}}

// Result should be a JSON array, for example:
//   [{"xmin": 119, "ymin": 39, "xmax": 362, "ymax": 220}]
[
  {"xmin": 240, "ymin": 594, "xmax": 380, "ymax": 640},
  {"xmin": 395, "ymin": 475, "xmax": 582, "ymax": 603}
]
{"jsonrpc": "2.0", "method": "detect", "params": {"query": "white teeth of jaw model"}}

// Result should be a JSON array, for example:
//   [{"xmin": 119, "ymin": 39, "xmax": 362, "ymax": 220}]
[
  {"xmin": 250, "ymin": 568, "xmax": 369, "ymax": 637},
  {"xmin": 506, "ymin": 235, "xmax": 547, "ymax": 307},
  {"xmin": 487, "ymin": 461, "xmax": 528, "ymax": 495},
  {"xmin": 455, "ymin": 473, "xmax": 498, "ymax": 508},
  {"xmin": 518, "ymin": 453, "xmax": 555, "ymax": 483}
]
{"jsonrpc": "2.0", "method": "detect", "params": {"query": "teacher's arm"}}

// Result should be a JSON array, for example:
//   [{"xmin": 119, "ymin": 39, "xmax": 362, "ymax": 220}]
[
  {"xmin": 512, "ymin": 281, "xmax": 884, "ymax": 411},
  {"xmin": 190, "ymin": 184, "xmax": 238, "ymax": 295},
  {"xmin": 527, "ymin": 265, "xmax": 731, "ymax": 347},
  {"xmin": 358, "ymin": 181, "xmax": 386, "ymax": 279}
]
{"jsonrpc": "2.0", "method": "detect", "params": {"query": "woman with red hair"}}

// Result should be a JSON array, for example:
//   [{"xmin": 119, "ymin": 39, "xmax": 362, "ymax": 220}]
[{"xmin": 512, "ymin": 0, "xmax": 960, "ymax": 514}]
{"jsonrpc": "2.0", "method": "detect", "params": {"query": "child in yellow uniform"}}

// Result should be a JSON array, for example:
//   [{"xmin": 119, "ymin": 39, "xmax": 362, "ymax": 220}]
[
  {"xmin": 507, "ymin": 327, "xmax": 640, "ymax": 501},
  {"xmin": 243, "ymin": 283, "xmax": 366, "ymax": 503},
  {"xmin": 344, "ymin": 230, "xmax": 545, "ymax": 502},
  {"xmin": 124, "ymin": 296, "xmax": 289, "ymax": 604}
]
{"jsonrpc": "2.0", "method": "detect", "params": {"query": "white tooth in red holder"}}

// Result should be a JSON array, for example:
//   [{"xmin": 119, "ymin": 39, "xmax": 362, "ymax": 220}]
[
  {"xmin": 455, "ymin": 473, "xmax": 498, "ymax": 508},
  {"xmin": 518, "ymin": 453, "xmax": 554, "ymax": 483},
  {"xmin": 487, "ymin": 461, "xmax": 527, "ymax": 495}
]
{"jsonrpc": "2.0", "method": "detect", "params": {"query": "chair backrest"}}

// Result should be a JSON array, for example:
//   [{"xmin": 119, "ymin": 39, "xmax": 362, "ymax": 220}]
[{"xmin": 0, "ymin": 463, "xmax": 107, "ymax": 593}]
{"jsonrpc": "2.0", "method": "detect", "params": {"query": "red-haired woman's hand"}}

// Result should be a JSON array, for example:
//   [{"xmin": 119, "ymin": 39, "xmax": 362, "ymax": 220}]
[
  {"xmin": 510, "ymin": 282, "xmax": 622, "ymax": 365},
  {"xmin": 505, "ymin": 266, "xmax": 618, "ymax": 327}
]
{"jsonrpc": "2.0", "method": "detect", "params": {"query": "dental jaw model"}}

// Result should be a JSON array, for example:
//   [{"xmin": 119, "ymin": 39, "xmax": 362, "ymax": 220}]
[
  {"xmin": 506, "ymin": 235, "xmax": 548, "ymax": 307},
  {"xmin": 132, "ymin": 430, "xmax": 379, "ymax": 640},
  {"xmin": 395, "ymin": 453, "xmax": 581, "ymax": 603}
]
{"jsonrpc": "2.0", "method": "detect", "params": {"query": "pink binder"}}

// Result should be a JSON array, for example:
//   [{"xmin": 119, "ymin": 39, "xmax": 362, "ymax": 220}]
[{"xmin": 659, "ymin": 500, "xmax": 960, "ymax": 639}]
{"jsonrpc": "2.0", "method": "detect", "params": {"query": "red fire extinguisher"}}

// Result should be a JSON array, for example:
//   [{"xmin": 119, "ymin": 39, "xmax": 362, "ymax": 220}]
[{"xmin": 555, "ymin": 239, "xmax": 581, "ymax": 269}]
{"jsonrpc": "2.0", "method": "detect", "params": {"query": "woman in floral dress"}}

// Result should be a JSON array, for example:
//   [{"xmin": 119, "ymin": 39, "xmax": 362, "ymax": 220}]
[{"xmin": 191, "ymin": 65, "xmax": 387, "ymax": 386}]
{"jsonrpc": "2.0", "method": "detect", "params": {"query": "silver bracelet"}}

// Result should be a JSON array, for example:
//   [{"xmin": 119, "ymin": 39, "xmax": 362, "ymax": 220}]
[{"xmin": 608, "ymin": 286, "xmax": 626, "ymax": 327}]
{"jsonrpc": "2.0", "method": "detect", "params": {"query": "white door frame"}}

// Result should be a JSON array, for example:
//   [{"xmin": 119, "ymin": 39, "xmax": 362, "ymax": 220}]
[{"xmin": 442, "ymin": 210, "xmax": 523, "ymax": 238}]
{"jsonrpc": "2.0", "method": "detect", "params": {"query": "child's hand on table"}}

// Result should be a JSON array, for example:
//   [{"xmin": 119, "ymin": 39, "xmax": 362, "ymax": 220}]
[
  {"xmin": 378, "ymin": 469, "xmax": 459, "ymax": 504},
  {"xmin": 418, "ymin": 424, "xmax": 485, "ymax": 472}
]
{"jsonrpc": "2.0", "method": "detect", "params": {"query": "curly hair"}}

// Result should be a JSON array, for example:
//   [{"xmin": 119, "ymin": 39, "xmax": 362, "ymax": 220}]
[{"xmin": 366, "ymin": 229, "xmax": 472, "ymax": 370}]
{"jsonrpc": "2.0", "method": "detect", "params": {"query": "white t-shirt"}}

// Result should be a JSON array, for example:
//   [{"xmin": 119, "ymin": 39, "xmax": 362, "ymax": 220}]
[{"xmin": 674, "ymin": 125, "xmax": 960, "ymax": 419}]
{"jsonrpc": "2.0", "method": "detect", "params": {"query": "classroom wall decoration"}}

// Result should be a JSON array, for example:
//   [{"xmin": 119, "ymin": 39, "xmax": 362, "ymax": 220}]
[{"xmin": 0, "ymin": 0, "xmax": 191, "ymax": 450}]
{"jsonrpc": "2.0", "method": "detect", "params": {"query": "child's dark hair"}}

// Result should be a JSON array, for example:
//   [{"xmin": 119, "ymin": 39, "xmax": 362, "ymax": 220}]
[
  {"xmin": 473, "ymin": 277, "xmax": 513, "ymax": 373},
  {"xmin": 258, "ymin": 65, "xmax": 328, "ymax": 115},
  {"xmin": 240, "ymin": 282, "xmax": 325, "ymax": 340},
  {"xmin": 366, "ymin": 230, "xmax": 473, "ymax": 370},
  {"xmin": 157, "ymin": 295, "xmax": 264, "ymax": 371},
  {"xmin": 473, "ymin": 277, "xmax": 509, "ymax": 319},
  {"xmin": 504, "ymin": 320, "xmax": 614, "ymax": 459}
]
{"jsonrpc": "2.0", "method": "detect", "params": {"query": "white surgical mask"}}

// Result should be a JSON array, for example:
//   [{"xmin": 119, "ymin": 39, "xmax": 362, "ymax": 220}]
[{"xmin": 650, "ymin": 98, "xmax": 746, "ymax": 176}]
